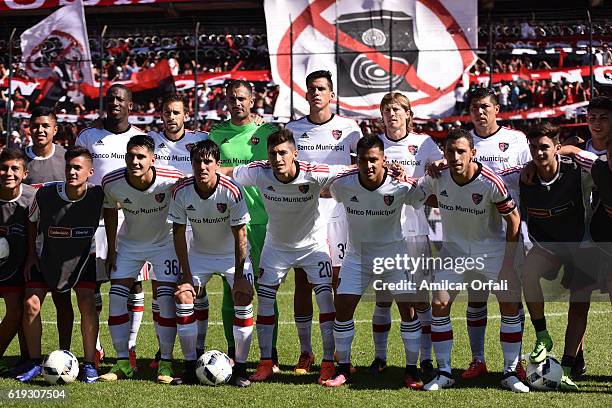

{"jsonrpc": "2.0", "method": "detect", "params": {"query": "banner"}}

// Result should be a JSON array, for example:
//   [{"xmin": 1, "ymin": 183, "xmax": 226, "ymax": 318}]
[
  {"xmin": 264, "ymin": 0, "xmax": 477, "ymax": 119},
  {"xmin": 0, "ymin": 0, "xmax": 192, "ymax": 10},
  {"xmin": 470, "ymin": 65, "xmax": 612, "ymax": 86}
]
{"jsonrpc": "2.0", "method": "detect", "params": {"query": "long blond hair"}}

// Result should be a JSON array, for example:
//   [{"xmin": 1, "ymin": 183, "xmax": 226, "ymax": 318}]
[{"xmin": 379, "ymin": 92, "xmax": 414, "ymax": 133}]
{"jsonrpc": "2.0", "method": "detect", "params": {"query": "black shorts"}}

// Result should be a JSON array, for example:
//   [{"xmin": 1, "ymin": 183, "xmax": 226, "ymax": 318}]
[
  {"xmin": 26, "ymin": 257, "xmax": 96, "ymax": 292},
  {"xmin": 0, "ymin": 268, "xmax": 24, "ymax": 294}
]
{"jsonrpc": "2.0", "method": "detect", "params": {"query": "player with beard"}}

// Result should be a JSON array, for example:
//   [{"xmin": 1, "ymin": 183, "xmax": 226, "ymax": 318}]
[
  {"xmin": 209, "ymin": 80, "xmax": 280, "ymax": 370},
  {"xmin": 76, "ymin": 85, "xmax": 149, "ymax": 371},
  {"xmin": 285, "ymin": 70, "xmax": 362, "ymax": 375}
]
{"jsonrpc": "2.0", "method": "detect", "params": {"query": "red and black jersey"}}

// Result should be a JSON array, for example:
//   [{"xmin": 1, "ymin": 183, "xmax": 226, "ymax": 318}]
[{"xmin": 590, "ymin": 159, "xmax": 612, "ymax": 242}]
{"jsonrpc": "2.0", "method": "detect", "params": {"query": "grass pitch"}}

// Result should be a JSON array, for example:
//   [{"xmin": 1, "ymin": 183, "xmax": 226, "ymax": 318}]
[{"xmin": 0, "ymin": 276, "xmax": 610, "ymax": 407}]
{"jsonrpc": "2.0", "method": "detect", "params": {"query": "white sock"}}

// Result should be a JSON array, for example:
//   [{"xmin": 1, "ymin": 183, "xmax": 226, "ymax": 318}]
[
  {"xmin": 127, "ymin": 292, "xmax": 144, "ymax": 351},
  {"xmin": 256, "ymin": 285, "xmax": 277, "ymax": 360},
  {"xmin": 333, "ymin": 319, "xmax": 355, "ymax": 364},
  {"xmin": 500, "ymin": 314, "xmax": 523, "ymax": 373},
  {"xmin": 108, "ymin": 284, "xmax": 131, "ymax": 359},
  {"xmin": 416, "ymin": 305, "xmax": 433, "ymax": 362},
  {"xmin": 194, "ymin": 296, "xmax": 209, "ymax": 351},
  {"xmin": 176, "ymin": 303, "xmax": 197, "ymax": 361},
  {"xmin": 372, "ymin": 304, "xmax": 392, "ymax": 361},
  {"xmin": 156, "ymin": 286, "xmax": 177, "ymax": 360},
  {"xmin": 466, "ymin": 305, "xmax": 487, "ymax": 362},
  {"xmin": 400, "ymin": 319, "xmax": 421, "ymax": 366},
  {"xmin": 431, "ymin": 315, "xmax": 453, "ymax": 373},
  {"xmin": 295, "ymin": 314, "xmax": 313, "ymax": 354},
  {"xmin": 314, "ymin": 284, "xmax": 335, "ymax": 361},
  {"xmin": 95, "ymin": 291, "xmax": 103, "ymax": 352},
  {"xmin": 233, "ymin": 305, "xmax": 254, "ymax": 364}
]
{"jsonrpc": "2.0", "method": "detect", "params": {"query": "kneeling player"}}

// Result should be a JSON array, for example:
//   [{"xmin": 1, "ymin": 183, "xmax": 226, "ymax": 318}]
[
  {"xmin": 419, "ymin": 129, "xmax": 526, "ymax": 392},
  {"xmin": 18, "ymin": 147, "xmax": 103, "ymax": 383},
  {"xmin": 98, "ymin": 135, "xmax": 183, "ymax": 383},
  {"xmin": 323, "ymin": 135, "xmax": 427, "ymax": 388},
  {"xmin": 170, "ymin": 140, "xmax": 254, "ymax": 386},
  {"xmin": 0, "ymin": 149, "xmax": 35, "ymax": 375}
]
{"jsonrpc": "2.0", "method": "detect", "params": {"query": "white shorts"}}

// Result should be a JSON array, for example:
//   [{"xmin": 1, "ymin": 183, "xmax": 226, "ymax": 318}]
[
  {"xmin": 258, "ymin": 243, "xmax": 332, "ymax": 287},
  {"xmin": 432, "ymin": 246, "xmax": 504, "ymax": 286},
  {"xmin": 405, "ymin": 234, "xmax": 433, "ymax": 287},
  {"xmin": 189, "ymin": 252, "xmax": 254, "ymax": 289},
  {"xmin": 327, "ymin": 215, "xmax": 348, "ymax": 268},
  {"xmin": 112, "ymin": 244, "xmax": 178, "ymax": 283},
  {"xmin": 337, "ymin": 252, "xmax": 416, "ymax": 297}
]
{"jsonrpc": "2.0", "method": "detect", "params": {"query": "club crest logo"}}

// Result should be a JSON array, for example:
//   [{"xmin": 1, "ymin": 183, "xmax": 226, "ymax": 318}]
[
  {"xmin": 407, "ymin": 145, "xmax": 418, "ymax": 155},
  {"xmin": 472, "ymin": 193, "xmax": 483, "ymax": 205},
  {"xmin": 216, "ymin": 203, "xmax": 227, "ymax": 213},
  {"xmin": 185, "ymin": 143, "xmax": 196, "ymax": 152},
  {"xmin": 498, "ymin": 142, "xmax": 509, "ymax": 152},
  {"xmin": 155, "ymin": 193, "xmax": 166, "ymax": 203},
  {"xmin": 299, "ymin": 185, "xmax": 310, "ymax": 194},
  {"xmin": 384, "ymin": 195, "xmax": 394, "ymax": 206},
  {"xmin": 331, "ymin": 129, "xmax": 342, "ymax": 140},
  {"xmin": 251, "ymin": 137, "xmax": 260, "ymax": 145}
]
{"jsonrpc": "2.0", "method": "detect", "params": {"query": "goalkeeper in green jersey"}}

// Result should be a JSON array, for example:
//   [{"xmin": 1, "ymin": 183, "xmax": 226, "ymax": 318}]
[{"xmin": 209, "ymin": 80, "xmax": 280, "ymax": 370}]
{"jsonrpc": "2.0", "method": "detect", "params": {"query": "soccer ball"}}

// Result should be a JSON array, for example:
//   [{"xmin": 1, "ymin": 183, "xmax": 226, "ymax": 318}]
[
  {"xmin": 525, "ymin": 356, "xmax": 563, "ymax": 391},
  {"xmin": 42, "ymin": 350, "xmax": 79, "ymax": 385},
  {"xmin": 195, "ymin": 350, "xmax": 232, "ymax": 386},
  {"xmin": 0, "ymin": 237, "xmax": 9, "ymax": 260}
]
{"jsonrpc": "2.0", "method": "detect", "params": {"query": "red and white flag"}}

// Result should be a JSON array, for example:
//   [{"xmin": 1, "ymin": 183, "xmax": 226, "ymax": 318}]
[
  {"xmin": 20, "ymin": 0, "xmax": 94, "ymax": 86},
  {"xmin": 264, "ymin": 0, "xmax": 477, "ymax": 119}
]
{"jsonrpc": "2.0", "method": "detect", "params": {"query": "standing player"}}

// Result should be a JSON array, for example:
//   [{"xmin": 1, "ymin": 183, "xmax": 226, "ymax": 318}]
[
  {"xmin": 0, "ymin": 149, "xmax": 35, "ymax": 375},
  {"xmin": 76, "ymin": 85, "xmax": 148, "ymax": 370},
  {"xmin": 209, "ymin": 80, "xmax": 280, "ymax": 368},
  {"xmin": 285, "ymin": 70, "xmax": 362, "ymax": 374},
  {"xmin": 18, "ymin": 147, "xmax": 104, "ymax": 383},
  {"xmin": 461, "ymin": 88, "xmax": 530, "ymax": 380},
  {"xmin": 323, "ymin": 135, "xmax": 427, "ymax": 388},
  {"xmin": 98, "ymin": 135, "xmax": 183, "ymax": 383},
  {"xmin": 372, "ymin": 92, "xmax": 443, "ymax": 378},
  {"xmin": 220, "ymin": 129, "xmax": 341, "ymax": 384},
  {"xmin": 420, "ymin": 129, "xmax": 526, "ymax": 392},
  {"xmin": 584, "ymin": 96, "xmax": 611, "ymax": 157},
  {"xmin": 169, "ymin": 140, "xmax": 254, "ymax": 386},
  {"xmin": 24, "ymin": 106, "xmax": 74, "ymax": 363}
]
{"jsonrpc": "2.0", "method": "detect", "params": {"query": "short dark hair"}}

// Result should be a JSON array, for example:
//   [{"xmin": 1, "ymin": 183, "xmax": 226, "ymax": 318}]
[
  {"xmin": 226, "ymin": 80, "xmax": 252, "ymax": 97},
  {"xmin": 190, "ymin": 139, "xmax": 220, "ymax": 162},
  {"xmin": 445, "ymin": 128, "xmax": 474, "ymax": 149},
  {"xmin": 356, "ymin": 135, "xmax": 384, "ymax": 155},
  {"xmin": 161, "ymin": 94, "xmax": 188, "ymax": 112},
  {"xmin": 467, "ymin": 87, "xmax": 498, "ymax": 107},
  {"xmin": 30, "ymin": 106, "xmax": 57, "ymax": 124},
  {"xmin": 527, "ymin": 122, "xmax": 560, "ymax": 144},
  {"xmin": 127, "ymin": 134, "xmax": 155, "ymax": 154},
  {"xmin": 268, "ymin": 129, "xmax": 295, "ymax": 150},
  {"xmin": 588, "ymin": 96, "xmax": 612, "ymax": 113},
  {"xmin": 65, "ymin": 146, "xmax": 93, "ymax": 166},
  {"xmin": 305, "ymin": 70, "xmax": 333, "ymax": 90},
  {"xmin": 0, "ymin": 148, "xmax": 26, "ymax": 167},
  {"xmin": 106, "ymin": 84, "xmax": 132, "ymax": 102}
]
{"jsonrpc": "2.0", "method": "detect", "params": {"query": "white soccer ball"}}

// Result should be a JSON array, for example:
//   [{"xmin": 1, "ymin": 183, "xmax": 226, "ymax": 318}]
[
  {"xmin": 42, "ymin": 350, "xmax": 79, "ymax": 385},
  {"xmin": 195, "ymin": 350, "xmax": 232, "ymax": 386},
  {"xmin": 525, "ymin": 356, "xmax": 563, "ymax": 391},
  {"xmin": 0, "ymin": 237, "xmax": 9, "ymax": 260}
]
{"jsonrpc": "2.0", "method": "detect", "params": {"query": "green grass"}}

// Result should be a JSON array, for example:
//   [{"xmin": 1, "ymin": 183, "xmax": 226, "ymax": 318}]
[{"xmin": 1, "ymin": 276, "xmax": 610, "ymax": 407}]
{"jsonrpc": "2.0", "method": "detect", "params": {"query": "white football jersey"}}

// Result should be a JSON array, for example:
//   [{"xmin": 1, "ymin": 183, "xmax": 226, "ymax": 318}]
[
  {"xmin": 381, "ymin": 132, "xmax": 443, "ymax": 236},
  {"xmin": 287, "ymin": 114, "xmax": 362, "ymax": 219},
  {"xmin": 419, "ymin": 163, "xmax": 516, "ymax": 256},
  {"xmin": 168, "ymin": 174, "xmax": 250, "ymax": 256},
  {"xmin": 76, "ymin": 125, "xmax": 146, "ymax": 186},
  {"xmin": 149, "ymin": 129, "xmax": 209, "ymax": 175},
  {"xmin": 102, "ymin": 166, "xmax": 183, "ymax": 250},
  {"xmin": 233, "ymin": 160, "xmax": 345, "ymax": 251},
  {"xmin": 471, "ymin": 126, "xmax": 531, "ymax": 172},
  {"xmin": 585, "ymin": 139, "xmax": 606, "ymax": 159},
  {"xmin": 330, "ymin": 169, "xmax": 426, "ymax": 257}
]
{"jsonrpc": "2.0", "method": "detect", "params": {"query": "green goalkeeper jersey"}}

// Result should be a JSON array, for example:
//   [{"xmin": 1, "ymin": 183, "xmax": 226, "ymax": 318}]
[{"xmin": 209, "ymin": 120, "xmax": 278, "ymax": 225}]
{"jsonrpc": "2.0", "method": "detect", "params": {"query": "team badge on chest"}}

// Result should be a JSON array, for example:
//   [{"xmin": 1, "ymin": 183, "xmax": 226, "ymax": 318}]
[
  {"xmin": 331, "ymin": 129, "xmax": 342, "ymax": 140},
  {"xmin": 472, "ymin": 193, "xmax": 483, "ymax": 205},
  {"xmin": 155, "ymin": 193, "xmax": 166, "ymax": 203},
  {"xmin": 383, "ymin": 195, "xmax": 394, "ymax": 206},
  {"xmin": 251, "ymin": 137, "xmax": 260, "ymax": 145},
  {"xmin": 498, "ymin": 142, "xmax": 509, "ymax": 152},
  {"xmin": 299, "ymin": 185, "xmax": 310, "ymax": 194},
  {"xmin": 217, "ymin": 203, "xmax": 227, "ymax": 213},
  {"xmin": 407, "ymin": 145, "xmax": 418, "ymax": 155}
]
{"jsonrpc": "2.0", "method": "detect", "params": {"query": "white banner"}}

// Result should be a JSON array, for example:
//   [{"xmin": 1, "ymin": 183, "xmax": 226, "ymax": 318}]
[
  {"xmin": 20, "ymin": 0, "xmax": 94, "ymax": 85},
  {"xmin": 264, "ymin": 0, "xmax": 477, "ymax": 119}
]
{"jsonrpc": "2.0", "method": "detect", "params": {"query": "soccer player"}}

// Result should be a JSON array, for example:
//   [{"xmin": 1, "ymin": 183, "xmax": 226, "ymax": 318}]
[
  {"xmin": 285, "ymin": 70, "xmax": 362, "ymax": 374},
  {"xmin": 98, "ymin": 135, "xmax": 183, "ymax": 383},
  {"xmin": 584, "ymin": 96, "xmax": 611, "ymax": 157},
  {"xmin": 24, "ymin": 106, "xmax": 74, "ymax": 360},
  {"xmin": 209, "ymin": 80, "xmax": 280, "ymax": 368},
  {"xmin": 76, "ymin": 84, "xmax": 148, "ymax": 370},
  {"xmin": 463, "ymin": 87, "xmax": 530, "ymax": 380},
  {"xmin": 500, "ymin": 123, "xmax": 598, "ymax": 391},
  {"xmin": 420, "ymin": 129, "xmax": 526, "ymax": 392},
  {"xmin": 220, "ymin": 129, "xmax": 340, "ymax": 384},
  {"xmin": 18, "ymin": 147, "xmax": 103, "ymax": 383},
  {"xmin": 0, "ymin": 149, "xmax": 36, "ymax": 376},
  {"xmin": 373, "ymin": 92, "xmax": 443, "ymax": 379},
  {"xmin": 323, "ymin": 135, "xmax": 427, "ymax": 388},
  {"xmin": 169, "ymin": 140, "xmax": 254, "ymax": 386}
]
